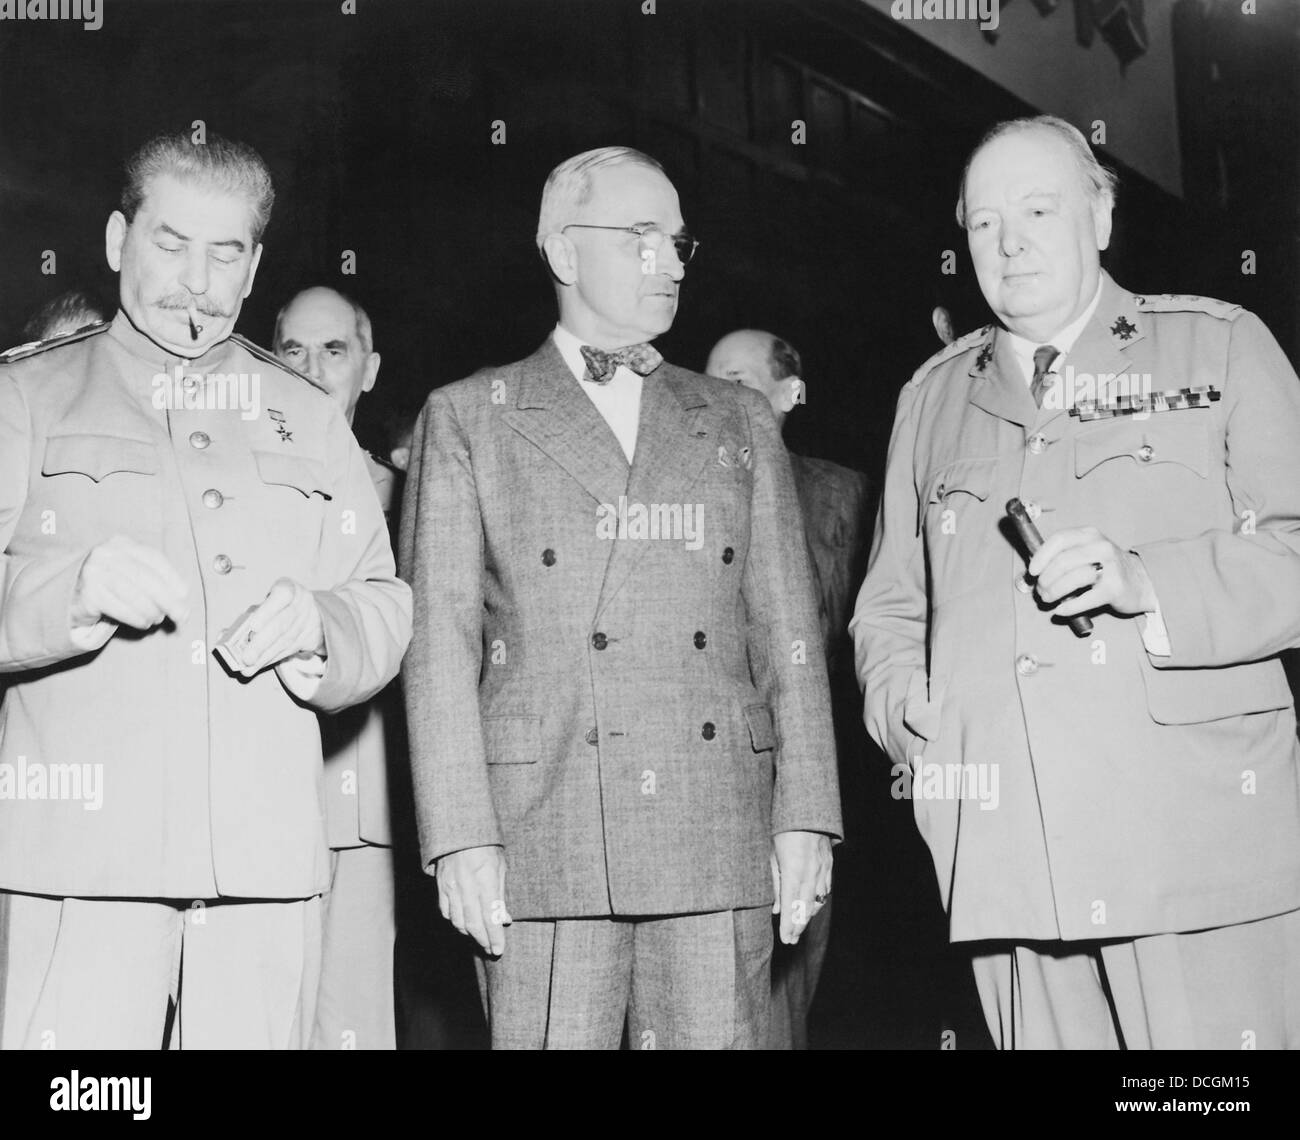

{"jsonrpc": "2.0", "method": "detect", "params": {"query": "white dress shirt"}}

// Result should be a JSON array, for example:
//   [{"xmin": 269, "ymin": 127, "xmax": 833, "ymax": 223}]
[
  {"xmin": 1003, "ymin": 281, "xmax": 1170, "ymax": 655},
  {"xmin": 552, "ymin": 324, "xmax": 643, "ymax": 464}
]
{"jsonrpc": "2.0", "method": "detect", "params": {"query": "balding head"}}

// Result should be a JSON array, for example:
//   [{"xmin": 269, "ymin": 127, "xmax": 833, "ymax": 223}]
[
  {"xmin": 705, "ymin": 328, "xmax": 803, "ymax": 429},
  {"xmin": 273, "ymin": 286, "xmax": 379, "ymax": 424}
]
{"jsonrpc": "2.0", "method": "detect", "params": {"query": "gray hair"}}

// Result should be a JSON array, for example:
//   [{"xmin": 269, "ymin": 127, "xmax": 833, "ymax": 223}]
[
  {"xmin": 121, "ymin": 130, "xmax": 275, "ymax": 245},
  {"xmin": 535, "ymin": 146, "xmax": 665, "ymax": 251},
  {"xmin": 955, "ymin": 115, "xmax": 1117, "ymax": 229},
  {"xmin": 273, "ymin": 286, "xmax": 374, "ymax": 355}
]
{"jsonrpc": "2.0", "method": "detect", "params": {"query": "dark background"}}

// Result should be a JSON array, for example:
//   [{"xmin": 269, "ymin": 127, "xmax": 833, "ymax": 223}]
[{"xmin": 2, "ymin": 0, "xmax": 1297, "ymax": 1049}]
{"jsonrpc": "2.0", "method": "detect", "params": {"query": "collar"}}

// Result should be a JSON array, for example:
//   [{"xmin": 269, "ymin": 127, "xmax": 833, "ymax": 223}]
[
  {"xmin": 107, "ymin": 309, "xmax": 237, "ymax": 374},
  {"xmin": 552, "ymin": 323, "xmax": 657, "ymax": 386},
  {"xmin": 1003, "ymin": 277, "xmax": 1104, "ymax": 384}
]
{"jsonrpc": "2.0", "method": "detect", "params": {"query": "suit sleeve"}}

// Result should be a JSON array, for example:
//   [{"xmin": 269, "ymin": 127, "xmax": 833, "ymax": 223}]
[
  {"xmin": 1134, "ymin": 312, "xmax": 1300, "ymax": 667},
  {"xmin": 849, "ymin": 382, "xmax": 928, "ymax": 769},
  {"xmin": 303, "ymin": 408, "xmax": 413, "ymax": 713},
  {"xmin": 740, "ymin": 391, "xmax": 842, "ymax": 840},
  {"xmin": 398, "ymin": 389, "xmax": 502, "ymax": 871},
  {"xmin": 0, "ymin": 372, "xmax": 114, "ymax": 672}
]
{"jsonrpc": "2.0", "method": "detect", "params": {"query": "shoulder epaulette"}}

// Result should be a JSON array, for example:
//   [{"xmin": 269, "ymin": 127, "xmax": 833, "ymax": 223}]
[
  {"xmin": 1132, "ymin": 294, "xmax": 1243, "ymax": 321},
  {"xmin": 229, "ymin": 333, "xmax": 329, "ymax": 394},
  {"xmin": 0, "ymin": 320, "xmax": 109, "ymax": 364},
  {"xmin": 906, "ymin": 325, "xmax": 991, "ymax": 389}
]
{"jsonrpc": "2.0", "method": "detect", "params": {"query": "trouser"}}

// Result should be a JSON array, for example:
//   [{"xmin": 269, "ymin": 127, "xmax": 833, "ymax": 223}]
[
  {"xmin": 310, "ymin": 844, "xmax": 397, "ymax": 1050},
  {"xmin": 476, "ymin": 906, "xmax": 773, "ymax": 1049},
  {"xmin": 0, "ymin": 891, "xmax": 321, "ymax": 1050},
  {"xmin": 769, "ymin": 896, "xmax": 831, "ymax": 1049},
  {"xmin": 969, "ymin": 907, "xmax": 1300, "ymax": 1049}
]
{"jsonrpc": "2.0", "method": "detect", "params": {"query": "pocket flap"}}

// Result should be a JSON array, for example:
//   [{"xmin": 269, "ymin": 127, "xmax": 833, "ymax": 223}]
[
  {"xmin": 253, "ymin": 450, "xmax": 331, "ymax": 499},
  {"xmin": 1075, "ymin": 420, "xmax": 1209, "ymax": 480},
  {"xmin": 1139, "ymin": 655, "xmax": 1293, "ymax": 725},
  {"xmin": 42, "ymin": 433, "xmax": 158, "ymax": 481},
  {"xmin": 924, "ymin": 458, "xmax": 996, "ymax": 506},
  {"xmin": 482, "ymin": 714, "xmax": 541, "ymax": 764},
  {"xmin": 743, "ymin": 704, "xmax": 776, "ymax": 752}
]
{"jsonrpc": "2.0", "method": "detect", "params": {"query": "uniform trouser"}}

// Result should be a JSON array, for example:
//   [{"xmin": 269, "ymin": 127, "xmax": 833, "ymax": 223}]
[
  {"xmin": 768, "ymin": 897, "xmax": 831, "ymax": 1049},
  {"xmin": 476, "ymin": 906, "xmax": 773, "ymax": 1049},
  {"xmin": 310, "ymin": 844, "xmax": 396, "ymax": 1050},
  {"xmin": 970, "ymin": 907, "xmax": 1300, "ymax": 1049},
  {"xmin": 0, "ymin": 891, "xmax": 321, "ymax": 1049}
]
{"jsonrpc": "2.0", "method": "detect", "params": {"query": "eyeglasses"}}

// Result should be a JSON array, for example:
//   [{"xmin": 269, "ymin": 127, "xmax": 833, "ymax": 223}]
[{"xmin": 561, "ymin": 222, "xmax": 699, "ymax": 266}]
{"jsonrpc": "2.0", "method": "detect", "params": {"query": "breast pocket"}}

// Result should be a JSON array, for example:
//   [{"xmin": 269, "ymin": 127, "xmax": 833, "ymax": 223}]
[
  {"xmin": 921, "ymin": 457, "xmax": 997, "ymax": 605},
  {"xmin": 252, "ymin": 451, "xmax": 331, "ymax": 554},
  {"xmin": 41, "ymin": 433, "xmax": 162, "ymax": 545},
  {"xmin": 1074, "ymin": 418, "xmax": 1209, "ymax": 482}
]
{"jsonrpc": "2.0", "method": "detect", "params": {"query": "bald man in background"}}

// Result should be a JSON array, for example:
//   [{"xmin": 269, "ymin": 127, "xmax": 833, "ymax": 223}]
[
  {"xmin": 275, "ymin": 286, "xmax": 401, "ymax": 1049},
  {"xmin": 707, "ymin": 329, "xmax": 871, "ymax": 1049}
]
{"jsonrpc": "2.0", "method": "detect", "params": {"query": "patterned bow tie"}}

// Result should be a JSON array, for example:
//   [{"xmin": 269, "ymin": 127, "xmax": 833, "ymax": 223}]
[{"xmin": 579, "ymin": 342, "xmax": 663, "ymax": 385}]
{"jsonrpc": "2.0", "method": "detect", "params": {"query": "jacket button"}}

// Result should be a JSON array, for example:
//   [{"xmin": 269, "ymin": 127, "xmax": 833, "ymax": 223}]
[
  {"xmin": 693, "ymin": 630, "xmax": 707, "ymax": 649},
  {"xmin": 722, "ymin": 547, "xmax": 734, "ymax": 564},
  {"xmin": 542, "ymin": 548, "xmax": 556, "ymax": 566},
  {"xmin": 189, "ymin": 431, "xmax": 210, "ymax": 449},
  {"xmin": 701, "ymin": 722, "xmax": 716, "ymax": 741},
  {"xmin": 213, "ymin": 554, "xmax": 233, "ymax": 575},
  {"xmin": 585, "ymin": 727, "xmax": 599, "ymax": 746},
  {"xmin": 1015, "ymin": 573, "xmax": 1034, "ymax": 594},
  {"xmin": 1015, "ymin": 654, "xmax": 1039, "ymax": 676},
  {"xmin": 592, "ymin": 632, "xmax": 608, "ymax": 650},
  {"xmin": 1138, "ymin": 444, "xmax": 1154, "ymax": 462},
  {"xmin": 202, "ymin": 488, "xmax": 224, "ymax": 509},
  {"xmin": 1027, "ymin": 433, "xmax": 1048, "ymax": 454}
]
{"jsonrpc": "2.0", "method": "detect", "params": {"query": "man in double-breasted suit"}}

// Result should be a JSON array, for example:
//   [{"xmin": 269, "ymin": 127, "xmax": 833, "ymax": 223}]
[
  {"xmin": 400, "ymin": 146, "xmax": 842, "ymax": 1049},
  {"xmin": 852, "ymin": 115, "xmax": 1300, "ymax": 1048}
]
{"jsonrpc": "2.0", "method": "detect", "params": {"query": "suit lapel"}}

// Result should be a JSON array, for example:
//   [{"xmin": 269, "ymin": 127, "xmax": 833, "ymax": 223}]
[
  {"xmin": 595, "ymin": 365, "xmax": 717, "ymax": 619},
  {"xmin": 500, "ymin": 339, "xmax": 630, "ymax": 506},
  {"xmin": 1066, "ymin": 273, "xmax": 1146, "ymax": 407}
]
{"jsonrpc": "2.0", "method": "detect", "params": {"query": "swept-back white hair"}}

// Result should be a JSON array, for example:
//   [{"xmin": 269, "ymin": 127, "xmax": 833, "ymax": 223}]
[
  {"xmin": 955, "ymin": 114, "xmax": 1118, "ymax": 229},
  {"xmin": 535, "ymin": 146, "xmax": 665, "ymax": 250}
]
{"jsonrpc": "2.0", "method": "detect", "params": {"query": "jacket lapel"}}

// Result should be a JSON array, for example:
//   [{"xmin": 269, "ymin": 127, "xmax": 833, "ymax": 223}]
[
  {"xmin": 1066, "ymin": 272, "xmax": 1146, "ymax": 407},
  {"xmin": 968, "ymin": 326, "xmax": 1038, "ymax": 429},
  {"xmin": 500, "ymin": 339, "xmax": 630, "ymax": 506},
  {"xmin": 595, "ymin": 365, "xmax": 717, "ymax": 618}
]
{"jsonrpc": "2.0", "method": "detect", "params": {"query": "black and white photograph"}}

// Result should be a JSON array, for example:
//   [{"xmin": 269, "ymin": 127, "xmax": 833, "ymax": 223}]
[{"xmin": 0, "ymin": 0, "xmax": 1296, "ymax": 1118}]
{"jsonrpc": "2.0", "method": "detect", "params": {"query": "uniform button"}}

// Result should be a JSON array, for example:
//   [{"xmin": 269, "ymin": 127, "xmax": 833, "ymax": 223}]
[
  {"xmin": 1015, "ymin": 573, "xmax": 1034, "ymax": 594},
  {"xmin": 693, "ymin": 631, "xmax": 707, "ymax": 649},
  {"xmin": 722, "ymin": 547, "xmax": 735, "ymax": 564},
  {"xmin": 1027, "ymin": 433, "xmax": 1048, "ymax": 454},
  {"xmin": 584, "ymin": 727, "xmax": 599, "ymax": 746},
  {"xmin": 1015, "ymin": 654, "xmax": 1039, "ymax": 677},
  {"xmin": 541, "ymin": 548, "xmax": 556, "ymax": 567},
  {"xmin": 1024, "ymin": 500, "xmax": 1042, "ymax": 521},
  {"xmin": 189, "ymin": 431, "xmax": 210, "ymax": 450},
  {"xmin": 202, "ymin": 488, "xmax": 224, "ymax": 509},
  {"xmin": 182, "ymin": 375, "xmax": 199, "ymax": 392},
  {"xmin": 1137, "ymin": 444, "xmax": 1154, "ymax": 462},
  {"xmin": 212, "ymin": 554, "xmax": 233, "ymax": 575},
  {"xmin": 701, "ymin": 722, "xmax": 716, "ymax": 741},
  {"xmin": 592, "ymin": 632, "xmax": 608, "ymax": 650}
]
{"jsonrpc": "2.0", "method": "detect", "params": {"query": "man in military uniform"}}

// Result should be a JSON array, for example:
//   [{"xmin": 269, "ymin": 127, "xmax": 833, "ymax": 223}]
[
  {"xmin": 852, "ymin": 114, "xmax": 1300, "ymax": 1048},
  {"xmin": 706, "ymin": 328, "xmax": 870, "ymax": 1049},
  {"xmin": 0, "ymin": 132, "xmax": 411, "ymax": 1049},
  {"xmin": 274, "ymin": 285, "xmax": 401, "ymax": 1050}
]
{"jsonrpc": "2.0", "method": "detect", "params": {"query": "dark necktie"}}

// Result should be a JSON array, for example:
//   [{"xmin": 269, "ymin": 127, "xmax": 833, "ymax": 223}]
[
  {"xmin": 1030, "ymin": 344, "xmax": 1059, "ymax": 409},
  {"xmin": 579, "ymin": 342, "xmax": 663, "ymax": 385}
]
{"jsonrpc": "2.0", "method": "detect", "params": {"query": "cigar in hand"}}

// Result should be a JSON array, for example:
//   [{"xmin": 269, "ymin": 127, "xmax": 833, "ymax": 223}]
[{"xmin": 1006, "ymin": 498, "xmax": 1093, "ymax": 638}]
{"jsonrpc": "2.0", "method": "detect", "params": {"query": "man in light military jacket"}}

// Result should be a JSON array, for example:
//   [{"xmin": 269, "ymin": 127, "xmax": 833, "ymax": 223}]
[
  {"xmin": 852, "ymin": 115, "xmax": 1300, "ymax": 1049},
  {"xmin": 0, "ymin": 132, "xmax": 411, "ymax": 1049},
  {"xmin": 401, "ymin": 146, "xmax": 841, "ymax": 1049}
]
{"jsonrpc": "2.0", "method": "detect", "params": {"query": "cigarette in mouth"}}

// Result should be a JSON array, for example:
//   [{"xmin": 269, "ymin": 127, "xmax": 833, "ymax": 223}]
[{"xmin": 187, "ymin": 304, "xmax": 203, "ymax": 340}]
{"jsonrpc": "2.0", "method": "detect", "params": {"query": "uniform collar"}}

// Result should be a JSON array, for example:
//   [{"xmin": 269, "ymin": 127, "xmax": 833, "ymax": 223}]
[{"xmin": 107, "ymin": 309, "xmax": 237, "ymax": 374}]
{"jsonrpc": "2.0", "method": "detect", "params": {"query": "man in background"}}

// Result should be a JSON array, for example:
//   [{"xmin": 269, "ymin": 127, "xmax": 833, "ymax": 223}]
[
  {"xmin": 707, "ymin": 328, "xmax": 870, "ymax": 1049},
  {"xmin": 274, "ymin": 285, "xmax": 401, "ymax": 1050}
]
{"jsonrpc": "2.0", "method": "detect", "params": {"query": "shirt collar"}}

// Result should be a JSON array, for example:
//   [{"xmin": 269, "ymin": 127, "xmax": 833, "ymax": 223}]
[
  {"xmin": 1004, "ymin": 277, "xmax": 1104, "ymax": 382},
  {"xmin": 551, "ymin": 323, "xmax": 590, "ymax": 384}
]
